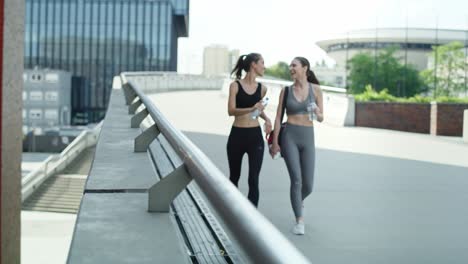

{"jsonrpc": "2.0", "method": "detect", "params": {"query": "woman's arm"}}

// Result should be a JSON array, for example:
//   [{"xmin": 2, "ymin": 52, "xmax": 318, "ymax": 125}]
[
  {"xmin": 258, "ymin": 84, "xmax": 272, "ymax": 133},
  {"xmin": 269, "ymin": 88, "xmax": 285, "ymax": 156},
  {"xmin": 313, "ymin": 84, "xmax": 324, "ymax": 122}
]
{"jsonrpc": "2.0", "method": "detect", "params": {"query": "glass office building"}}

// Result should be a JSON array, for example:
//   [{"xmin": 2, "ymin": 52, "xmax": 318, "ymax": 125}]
[{"xmin": 24, "ymin": 0, "xmax": 189, "ymax": 123}]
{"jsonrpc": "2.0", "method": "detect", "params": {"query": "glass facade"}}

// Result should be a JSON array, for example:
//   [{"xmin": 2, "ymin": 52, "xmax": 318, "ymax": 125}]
[
  {"xmin": 24, "ymin": 0, "xmax": 189, "ymax": 123},
  {"xmin": 328, "ymin": 42, "xmax": 433, "ymax": 53}
]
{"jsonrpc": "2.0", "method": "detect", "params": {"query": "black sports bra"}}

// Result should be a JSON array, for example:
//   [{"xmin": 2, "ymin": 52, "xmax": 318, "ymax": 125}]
[{"xmin": 235, "ymin": 81, "xmax": 261, "ymax": 108}]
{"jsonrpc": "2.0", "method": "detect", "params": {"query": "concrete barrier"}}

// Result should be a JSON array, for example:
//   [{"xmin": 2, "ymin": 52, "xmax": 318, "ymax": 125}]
[{"xmin": 464, "ymin": 110, "xmax": 468, "ymax": 143}]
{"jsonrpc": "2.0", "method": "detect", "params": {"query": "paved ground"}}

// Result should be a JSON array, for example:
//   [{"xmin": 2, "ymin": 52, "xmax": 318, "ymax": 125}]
[
  {"xmin": 149, "ymin": 90, "xmax": 468, "ymax": 264},
  {"xmin": 20, "ymin": 89, "xmax": 468, "ymax": 264}
]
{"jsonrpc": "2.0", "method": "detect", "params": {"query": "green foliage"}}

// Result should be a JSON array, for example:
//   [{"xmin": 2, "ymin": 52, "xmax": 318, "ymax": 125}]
[
  {"xmin": 348, "ymin": 46, "xmax": 425, "ymax": 97},
  {"xmin": 420, "ymin": 41, "xmax": 468, "ymax": 97},
  {"xmin": 265, "ymin": 61, "xmax": 292, "ymax": 81},
  {"xmin": 353, "ymin": 85, "xmax": 399, "ymax": 102},
  {"xmin": 354, "ymin": 85, "xmax": 468, "ymax": 103}
]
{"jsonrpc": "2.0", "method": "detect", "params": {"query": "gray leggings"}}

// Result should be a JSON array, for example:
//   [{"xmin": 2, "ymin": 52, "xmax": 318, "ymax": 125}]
[{"xmin": 280, "ymin": 124, "xmax": 315, "ymax": 218}]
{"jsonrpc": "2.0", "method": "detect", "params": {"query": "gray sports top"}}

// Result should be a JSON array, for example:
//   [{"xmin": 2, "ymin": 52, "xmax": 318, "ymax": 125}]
[{"xmin": 286, "ymin": 83, "xmax": 315, "ymax": 115}]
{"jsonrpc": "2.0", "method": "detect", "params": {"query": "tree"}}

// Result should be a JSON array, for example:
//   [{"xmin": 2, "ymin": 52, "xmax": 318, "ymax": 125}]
[
  {"xmin": 420, "ymin": 41, "xmax": 467, "ymax": 97},
  {"xmin": 347, "ymin": 46, "xmax": 424, "ymax": 96},
  {"xmin": 265, "ymin": 61, "xmax": 291, "ymax": 81}
]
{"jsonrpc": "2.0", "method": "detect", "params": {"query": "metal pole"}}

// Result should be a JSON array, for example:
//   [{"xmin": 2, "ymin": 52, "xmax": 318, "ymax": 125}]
[
  {"xmin": 465, "ymin": 16, "xmax": 468, "ymax": 96},
  {"xmin": 345, "ymin": 31, "xmax": 349, "ymax": 90},
  {"xmin": 434, "ymin": 16, "xmax": 439, "ymax": 98},
  {"xmin": 404, "ymin": 16, "xmax": 408, "ymax": 97},
  {"xmin": 374, "ymin": 17, "xmax": 378, "ymax": 90}
]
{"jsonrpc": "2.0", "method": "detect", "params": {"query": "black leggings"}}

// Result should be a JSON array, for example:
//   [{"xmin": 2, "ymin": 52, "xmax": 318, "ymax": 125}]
[{"xmin": 226, "ymin": 126, "xmax": 265, "ymax": 207}]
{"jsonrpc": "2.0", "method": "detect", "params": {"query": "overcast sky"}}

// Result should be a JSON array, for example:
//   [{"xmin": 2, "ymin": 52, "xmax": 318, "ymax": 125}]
[{"xmin": 177, "ymin": 0, "xmax": 468, "ymax": 74}]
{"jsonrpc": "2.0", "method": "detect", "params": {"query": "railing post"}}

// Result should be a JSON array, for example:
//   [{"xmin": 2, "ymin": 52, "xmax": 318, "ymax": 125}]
[
  {"xmin": 134, "ymin": 124, "xmax": 160, "ymax": 152},
  {"xmin": 463, "ymin": 110, "xmax": 468, "ymax": 143},
  {"xmin": 122, "ymin": 82, "xmax": 137, "ymax": 105},
  {"xmin": 128, "ymin": 98, "xmax": 142, "ymax": 114},
  {"xmin": 148, "ymin": 164, "xmax": 193, "ymax": 212},
  {"xmin": 131, "ymin": 108, "xmax": 149, "ymax": 128}
]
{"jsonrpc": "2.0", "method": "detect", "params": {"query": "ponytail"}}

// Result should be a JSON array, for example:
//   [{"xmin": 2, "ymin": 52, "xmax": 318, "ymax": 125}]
[
  {"xmin": 294, "ymin": 56, "xmax": 320, "ymax": 85},
  {"xmin": 231, "ymin": 55, "xmax": 247, "ymax": 80},
  {"xmin": 307, "ymin": 69, "xmax": 320, "ymax": 85},
  {"xmin": 231, "ymin": 53, "xmax": 262, "ymax": 79}
]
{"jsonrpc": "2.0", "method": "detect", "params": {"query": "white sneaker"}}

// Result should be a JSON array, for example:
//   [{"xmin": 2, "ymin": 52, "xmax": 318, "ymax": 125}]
[{"xmin": 291, "ymin": 222, "xmax": 305, "ymax": 235}]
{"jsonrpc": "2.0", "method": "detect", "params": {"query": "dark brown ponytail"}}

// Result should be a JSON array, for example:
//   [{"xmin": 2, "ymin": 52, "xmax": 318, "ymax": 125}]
[
  {"xmin": 294, "ymin": 56, "xmax": 320, "ymax": 85},
  {"xmin": 231, "ymin": 53, "xmax": 262, "ymax": 79}
]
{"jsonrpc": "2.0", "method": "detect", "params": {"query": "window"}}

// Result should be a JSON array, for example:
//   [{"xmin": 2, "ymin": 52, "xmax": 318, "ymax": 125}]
[
  {"xmin": 29, "ymin": 109, "xmax": 42, "ymax": 120},
  {"xmin": 29, "ymin": 91, "xmax": 43, "ymax": 101},
  {"xmin": 336, "ymin": 76, "xmax": 343, "ymax": 86},
  {"xmin": 31, "ymin": 74, "xmax": 43, "ymax": 82},
  {"xmin": 45, "ymin": 109, "xmax": 58, "ymax": 120},
  {"xmin": 45, "ymin": 73, "xmax": 59, "ymax": 82},
  {"xmin": 23, "ymin": 91, "xmax": 27, "ymax": 101},
  {"xmin": 22, "ymin": 110, "xmax": 26, "ymax": 119},
  {"xmin": 45, "ymin": 91, "xmax": 58, "ymax": 101},
  {"xmin": 23, "ymin": 73, "xmax": 28, "ymax": 82}
]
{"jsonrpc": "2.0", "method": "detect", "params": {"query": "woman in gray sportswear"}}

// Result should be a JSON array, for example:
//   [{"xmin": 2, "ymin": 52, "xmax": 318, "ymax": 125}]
[{"xmin": 269, "ymin": 57, "xmax": 324, "ymax": 235}]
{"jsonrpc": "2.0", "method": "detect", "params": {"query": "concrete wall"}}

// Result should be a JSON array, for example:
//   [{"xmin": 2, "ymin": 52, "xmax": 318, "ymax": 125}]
[
  {"xmin": 355, "ymin": 102, "xmax": 431, "ymax": 133},
  {"xmin": 1, "ymin": 0, "xmax": 24, "ymax": 263}
]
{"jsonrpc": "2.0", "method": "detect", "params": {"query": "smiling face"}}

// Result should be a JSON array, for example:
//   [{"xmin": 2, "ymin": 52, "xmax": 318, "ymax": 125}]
[
  {"xmin": 289, "ymin": 58, "xmax": 307, "ymax": 80},
  {"xmin": 251, "ymin": 56, "xmax": 265, "ymax": 77}
]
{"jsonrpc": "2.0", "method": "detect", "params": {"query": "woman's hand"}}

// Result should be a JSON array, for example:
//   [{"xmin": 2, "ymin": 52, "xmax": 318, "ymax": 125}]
[
  {"xmin": 253, "ymin": 101, "xmax": 266, "ymax": 112},
  {"xmin": 269, "ymin": 142, "xmax": 280, "ymax": 158},
  {"xmin": 314, "ymin": 106, "xmax": 322, "ymax": 116},
  {"xmin": 314, "ymin": 106, "xmax": 324, "ymax": 122}
]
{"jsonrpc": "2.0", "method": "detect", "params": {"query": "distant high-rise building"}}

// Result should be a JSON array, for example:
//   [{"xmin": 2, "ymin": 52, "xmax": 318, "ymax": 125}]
[
  {"xmin": 203, "ymin": 45, "xmax": 239, "ymax": 76},
  {"xmin": 24, "ymin": 0, "xmax": 190, "ymax": 123}
]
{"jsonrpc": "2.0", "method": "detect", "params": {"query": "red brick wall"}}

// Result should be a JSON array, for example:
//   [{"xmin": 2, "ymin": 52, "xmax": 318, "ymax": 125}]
[
  {"xmin": 356, "ymin": 102, "xmax": 468, "ymax": 136},
  {"xmin": 433, "ymin": 104, "xmax": 468, "ymax": 136},
  {"xmin": 355, "ymin": 102, "xmax": 431, "ymax": 133}
]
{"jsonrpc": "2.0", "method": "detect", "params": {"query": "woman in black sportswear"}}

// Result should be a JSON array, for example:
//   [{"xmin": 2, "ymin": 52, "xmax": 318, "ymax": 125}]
[{"xmin": 227, "ymin": 53, "xmax": 272, "ymax": 207}]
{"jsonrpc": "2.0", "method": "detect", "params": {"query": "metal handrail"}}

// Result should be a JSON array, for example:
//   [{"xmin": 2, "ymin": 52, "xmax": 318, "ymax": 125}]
[
  {"xmin": 255, "ymin": 76, "xmax": 347, "ymax": 94},
  {"xmin": 123, "ymin": 78, "xmax": 311, "ymax": 264}
]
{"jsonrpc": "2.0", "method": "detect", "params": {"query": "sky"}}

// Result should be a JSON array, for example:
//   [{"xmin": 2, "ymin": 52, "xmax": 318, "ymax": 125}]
[{"xmin": 177, "ymin": 0, "xmax": 468, "ymax": 74}]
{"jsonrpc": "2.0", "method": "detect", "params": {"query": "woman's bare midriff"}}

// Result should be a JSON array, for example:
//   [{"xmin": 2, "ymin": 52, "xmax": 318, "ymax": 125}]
[
  {"xmin": 232, "ymin": 114, "xmax": 261, "ymax": 128},
  {"xmin": 286, "ymin": 114, "xmax": 314, "ymax": 127}
]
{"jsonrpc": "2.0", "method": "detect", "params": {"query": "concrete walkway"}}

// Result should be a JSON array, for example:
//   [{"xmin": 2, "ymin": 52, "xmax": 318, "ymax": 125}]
[{"xmin": 149, "ymin": 90, "xmax": 468, "ymax": 264}]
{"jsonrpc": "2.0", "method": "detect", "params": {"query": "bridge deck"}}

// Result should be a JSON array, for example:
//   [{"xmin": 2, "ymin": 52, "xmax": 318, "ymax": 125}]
[
  {"xmin": 67, "ymin": 89, "xmax": 188, "ymax": 264},
  {"xmin": 150, "ymin": 90, "xmax": 468, "ymax": 264}
]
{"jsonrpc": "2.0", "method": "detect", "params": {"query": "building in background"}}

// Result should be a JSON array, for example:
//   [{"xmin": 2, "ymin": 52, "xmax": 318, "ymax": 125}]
[
  {"xmin": 203, "ymin": 45, "xmax": 239, "ymax": 76},
  {"xmin": 317, "ymin": 28, "xmax": 467, "ymax": 71},
  {"xmin": 24, "ymin": 0, "xmax": 189, "ymax": 123},
  {"xmin": 23, "ymin": 69, "xmax": 72, "ymax": 134},
  {"xmin": 311, "ymin": 64, "xmax": 347, "ymax": 88}
]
